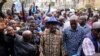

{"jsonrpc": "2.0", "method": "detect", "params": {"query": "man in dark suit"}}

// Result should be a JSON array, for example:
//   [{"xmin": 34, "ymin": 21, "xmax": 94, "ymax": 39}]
[{"xmin": 0, "ymin": 17, "xmax": 7, "ymax": 56}]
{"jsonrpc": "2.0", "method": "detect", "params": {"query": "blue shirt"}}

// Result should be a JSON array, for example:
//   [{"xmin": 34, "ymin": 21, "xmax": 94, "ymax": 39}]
[
  {"xmin": 35, "ymin": 18, "xmax": 41, "ymax": 25},
  {"xmin": 63, "ymin": 26, "xmax": 85, "ymax": 56},
  {"xmin": 79, "ymin": 24, "xmax": 91, "ymax": 34},
  {"xmin": 36, "ymin": 27, "xmax": 42, "ymax": 33},
  {"xmin": 31, "ymin": 6, "xmax": 36, "ymax": 13}
]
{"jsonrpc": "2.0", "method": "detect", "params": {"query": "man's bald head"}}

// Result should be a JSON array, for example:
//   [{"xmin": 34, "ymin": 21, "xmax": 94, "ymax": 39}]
[
  {"xmin": 22, "ymin": 30, "xmax": 32, "ymax": 42},
  {"xmin": 22, "ymin": 30, "xmax": 32, "ymax": 35}
]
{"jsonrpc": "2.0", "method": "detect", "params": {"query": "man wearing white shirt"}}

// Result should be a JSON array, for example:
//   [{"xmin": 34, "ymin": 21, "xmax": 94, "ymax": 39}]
[
  {"xmin": 14, "ymin": 0, "xmax": 22, "ymax": 13},
  {"xmin": 82, "ymin": 22, "xmax": 100, "ymax": 56}
]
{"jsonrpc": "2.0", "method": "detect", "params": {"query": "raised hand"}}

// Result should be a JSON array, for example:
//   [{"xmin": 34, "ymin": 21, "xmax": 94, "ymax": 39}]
[{"xmin": 0, "ymin": 18, "xmax": 7, "ymax": 32}]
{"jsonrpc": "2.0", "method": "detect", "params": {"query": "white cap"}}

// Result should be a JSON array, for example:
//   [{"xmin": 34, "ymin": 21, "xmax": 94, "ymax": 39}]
[
  {"xmin": 58, "ymin": 16, "xmax": 64, "ymax": 20},
  {"xmin": 92, "ymin": 22, "xmax": 100, "ymax": 29},
  {"xmin": 50, "ymin": 8, "xmax": 57, "ymax": 13},
  {"xmin": 69, "ymin": 13, "xmax": 75, "ymax": 17},
  {"xmin": 69, "ymin": 15, "xmax": 78, "ymax": 21},
  {"xmin": 70, "ymin": 9, "xmax": 75, "ymax": 12},
  {"xmin": 79, "ymin": 15, "xmax": 88, "ymax": 20},
  {"xmin": 61, "ymin": 11, "xmax": 65, "ymax": 15}
]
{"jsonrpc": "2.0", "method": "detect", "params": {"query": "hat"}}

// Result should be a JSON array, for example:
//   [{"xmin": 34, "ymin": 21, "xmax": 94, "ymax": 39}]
[
  {"xmin": 69, "ymin": 15, "xmax": 78, "ymax": 21},
  {"xmin": 61, "ymin": 11, "xmax": 65, "ymax": 15},
  {"xmin": 58, "ymin": 16, "xmax": 64, "ymax": 20},
  {"xmin": 92, "ymin": 22, "xmax": 100, "ymax": 29},
  {"xmin": 46, "ymin": 16, "xmax": 60, "ymax": 25},
  {"xmin": 79, "ymin": 15, "xmax": 88, "ymax": 20},
  {"xmin": 69, "ymin": 12, "xmax": 75, "ymax": 17}
]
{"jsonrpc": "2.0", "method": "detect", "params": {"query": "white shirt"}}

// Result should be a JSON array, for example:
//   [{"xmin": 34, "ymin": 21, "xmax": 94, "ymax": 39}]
[
  {"xmin": 82, "ymin": 38, "xmax": 96, "ymax": 56},
  {"xmin": 63, "ymin": 20, "xmax": 70, "ymax": 30},
  {"xmin": 14, "ymin": 0, "xmax": 22, "ymax": 13}
]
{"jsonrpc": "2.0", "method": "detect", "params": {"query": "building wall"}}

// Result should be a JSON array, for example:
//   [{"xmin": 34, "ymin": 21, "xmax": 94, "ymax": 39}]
[
  {"xmin": 3, "ymin": 0, "xmax": 100, "ymax": 11},
  {"xmin": 77, "ymin": 0, "xmax": 100, "ymax": 9},
  {"xmin": 94, "ymin": 0, "xmax": 100, "ymax": 8}
]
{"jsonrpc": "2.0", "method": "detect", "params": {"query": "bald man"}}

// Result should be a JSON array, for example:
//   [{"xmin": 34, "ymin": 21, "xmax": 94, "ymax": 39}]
[
  {"xmin": 15, "ymin": 30, "xmax": 37, "ymax": 56},
  {"xmin": 22, "ymin": 30, "xmax": 32, "ymax": 42}
]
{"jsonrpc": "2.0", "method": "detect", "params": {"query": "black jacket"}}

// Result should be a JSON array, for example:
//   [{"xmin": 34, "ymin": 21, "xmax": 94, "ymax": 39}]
[
  {"xmin": 14, "ymin": 35, "xmax": 37, "ymax": 56},
  {"xmin": 5, "ymin": 34, "xmax": 20, "ymax": 56},
  {"xmin": 0, "ymin": 32, "xmax": 7, "ymax": 56}
]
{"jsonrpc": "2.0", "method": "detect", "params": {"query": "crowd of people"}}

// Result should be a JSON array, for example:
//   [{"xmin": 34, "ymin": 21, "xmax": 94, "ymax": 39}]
[{"xmin": 0, "ymin": 0, "xmax": 100, "ymax": 56}]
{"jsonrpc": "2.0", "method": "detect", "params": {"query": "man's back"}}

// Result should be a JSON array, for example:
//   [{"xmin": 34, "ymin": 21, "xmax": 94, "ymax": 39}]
[{"xmin": 14, "ymin": 35, "xmax": 37, "ymax": 56}]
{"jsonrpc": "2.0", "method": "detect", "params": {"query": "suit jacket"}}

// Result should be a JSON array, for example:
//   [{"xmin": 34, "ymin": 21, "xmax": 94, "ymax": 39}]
[
  {"xmin": 0, "ymin": 32, "xmax": 7, "ymax": 56},
  {"xmin": 14, "ymin": 35, "xmax": 37, "ymax": 56}
]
